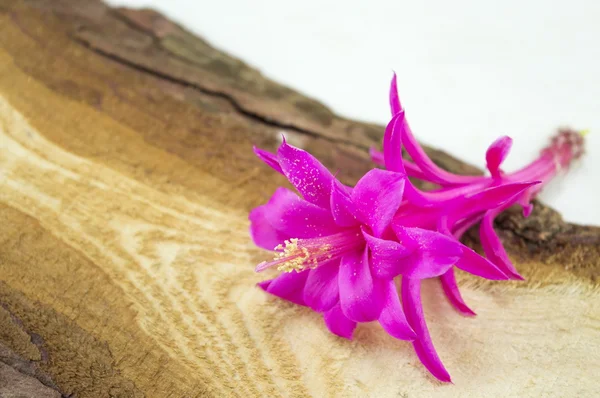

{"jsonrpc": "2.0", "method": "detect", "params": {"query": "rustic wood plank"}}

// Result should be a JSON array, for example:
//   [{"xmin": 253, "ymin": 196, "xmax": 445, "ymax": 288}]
[{"xmin": 0, "ymin": 0, "xmax": 598, "ymax": 396}]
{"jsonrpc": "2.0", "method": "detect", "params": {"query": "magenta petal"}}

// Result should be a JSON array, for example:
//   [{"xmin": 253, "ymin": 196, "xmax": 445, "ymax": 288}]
[
  {"xmin": 447, "ymin": 182, "xmax": 540, "ymax": 224},
  {"xmin": 261, "ymin": 270, "xmax": 310, "ymax": 306},
  {"xmin": 277, "ymin": 140, "xmax": 334, "ymax": 209},
  {"xmin": 324, "ymin": 302, "xmax": 357, "ymax": 340},
  {"xmin": 404, "ymin": 161, "xmax": 430, "ymax": 181},
  {"xmin": 401, "ymin": 278, "xmax": 452, "ymax": 383},
  {"xmin": 389, "ymin": 72, "xmax": 403, "ymax": 116},
  {"xmin": 485, "ymin": 136, "xmax": 512, "ymax": 179},
  {"xmin": 480, "ymin": 211, "xmax": 524, "ymax": 280},
  {"xmin": 455, "ymin": 245, "xmax": 509, "ymax": 280},
  {"xmin": 249, "ymin": 204, "xmax": 290, "ymax": 250},
  {"xmin": 257, "ymin": 279, "xmax": 271, "ymax": 290},
  {"xmin": 372, "ymin": 145, "xmax": 430, "ymax": 181},
  {"xmin": 522, "ymin": 202, "xmax": 534, "ymax": 217},
  {"xmin": 371, "ymin": 145, "xmax": 428, "ymax": 180},
  {"xmin": 339, "ymin": 247, "xmax": 385, "ymax": 322},
  {"xmin": 303, "ymin": 260, "xmax": 340, "ymax": 312},
  {"xmin": 440, "ymin": 269, "xmax": 477, "ymax": 316},
  {"xmin": 517, "ymin": 191, "xmax": 534, "ymax": 217},
  {"xmin": 393, "ymin": 204, "xmax": 440, "ymax": 230},
  {"xmin": 397, "ymin": 113, "xmax": 484, "ymax": 187},
  {"xmin": 369, "ymin": 147, "xmax": 385, "ymax": 166},
  {"xmin": 391, "ymin": 226, "xmax": 463, "ymax": 279},
  {"xmin": 384, "ymin": 80, "xmax": 482, "ymax": 187},
  {"xmin": 451, "ymin": 213, "xmax": 482, "ymax": 240},
  {"xmin": 330, "ymin": 180, "xmax": 359, "ymax": 227},
  {"xmin": 253, "ymin": 146, "xmax": 283, "ymax": 175},
  {"xmin": 383, "ymin": 112, "xmax": 407, "ymax": 175},
  {"xmin": 264, "ymin": 187, "xmax": 339, "ymax": 238},
  {"xmin": 378, "ymin": 281, "xmax": 417, "ymax": 340},
  {"xmin": 396, "ymin": 119, "xmax": 450, "ymax": 185},
  {"xmin": 382, "ymin": 114, "xmax": 479, "ymax": 206},
  {"xmin": 351, "ymin": 169, "xmax": 405, "ymax": 238},
  {"xmin": 362, "ymin": 228, "xmax": 411, "ymax": 279}
]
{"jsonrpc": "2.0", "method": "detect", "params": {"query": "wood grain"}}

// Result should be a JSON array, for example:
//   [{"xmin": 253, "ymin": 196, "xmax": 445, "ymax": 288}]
[{"xmin": 0, "ymin": 1, "xmax": 598, "ymax": 396}]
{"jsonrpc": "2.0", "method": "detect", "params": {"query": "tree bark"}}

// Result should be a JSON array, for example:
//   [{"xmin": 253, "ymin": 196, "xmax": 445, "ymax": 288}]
[{"xmin": 0, "ymin": 0, "xmax": 598, "ymax": 396}]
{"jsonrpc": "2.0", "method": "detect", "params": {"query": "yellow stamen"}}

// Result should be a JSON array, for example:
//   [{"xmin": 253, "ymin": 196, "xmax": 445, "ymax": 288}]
[
  {"xmin": 580, "ymin": 129, "xmax": 590, "ymax": 137},
  {"xmin": 270, "ymin": 238, "xmax": 332, "ymax": 272}
]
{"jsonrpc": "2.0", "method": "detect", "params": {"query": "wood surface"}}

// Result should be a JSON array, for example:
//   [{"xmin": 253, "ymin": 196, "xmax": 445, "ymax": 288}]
[{"xmin": 0, "ymin": 0, "xmax": 599, "ymax": 396}]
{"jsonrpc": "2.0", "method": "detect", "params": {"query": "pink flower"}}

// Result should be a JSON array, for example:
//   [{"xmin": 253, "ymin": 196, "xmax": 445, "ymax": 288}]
[
  {"xmin": 373, "ymin": 73, "xmax": 585, "ymax": 316},
  {"xmin": 251, "ymin": 139, "xmax": 421, "ymax": 341},
  {"xmin": 250, "ymin": 73, "xmax": 584, "ymax": 382},
  {"xmin": 251, "ymin": 138, "xmax": 534, "ymax": 382}
]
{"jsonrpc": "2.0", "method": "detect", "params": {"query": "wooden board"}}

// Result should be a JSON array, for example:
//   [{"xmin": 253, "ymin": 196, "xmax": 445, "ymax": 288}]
[{"xmin": 0, "ymin": 1, "xmax": 598, "ymax": 396}]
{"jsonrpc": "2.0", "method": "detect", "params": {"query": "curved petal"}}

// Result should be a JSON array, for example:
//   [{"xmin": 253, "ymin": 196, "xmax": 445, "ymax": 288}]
[
  {"xmin": 259, "ymin": 270, "xmax": 310, "ymax": 306},
  {"xmin": 389, "ymin": 226, "xmax": 463, "ymax": 279},
  {"xmin": 516, "ymin": 191, "xmax": 534, "ymax": 217},
  {"xmin": 451, "ymin": 213, "xmax": 482, "ymax": 240},
  {"xmin": 382, "ymin": 98, "xmax": 482, "ymax": 196},
  {"xmin": 257, "ymin": 279, "xmax": 271, "ymax": 290},
  {"xmin": 381, "ymin": 114, "xmax": 487, "ymax": 206},
  {"xmin": 440, "ymin": 269, "xmax": 476, "ymax": 316},
  {"xmin": 369, "ymin": 147, "xmax": 385, "ymax": 166},
  {"xmin": 362, "ymin": 228, "xmax": 411, "ymax": 279},
  {"xmin": 351, "ymin": 169, "xmax": 405, "ymax": 238},
  {"xmin": 401, "ymin": 278, "xmax": 452, "ymax": 383},
  {"xmin": 395, "ymin": 110, "xmax": 484, "ymax": 187},
  {"xmin": 330, "ymin": 179, "xmax": 359, "ymax": 227},
  {"xmin": 253, "ymin": 146, "xmax": 283, "ymax": 175},
  {"xmin": 403, "ymin": 138, "xmax": 484, "ymax": 186},
  {"xmin": 277, "ymin": 140, "xmax": 334, "ymax": 209},
  {"xmin": 480, "ymin": 211, "xmax": 524, "ymax": 280},
  {"xmin": 400, "ymin": 180, "xmax": 491, "ymax": 208},
  {"xmin": 383, "ymin": 113, "xmax": 407, "ymax": 175},
  {"xmin": 303, "ymin": 260, "xmax": 340, "ymax": 312},
  {"xmin": 324, "ymin": 302, "xmax": 357, "ymax": 339},
  {"xmin": 521, "ymin": 202, "xmax": 534, "ymax": 218},
  {"xmin": 393, "ymin": 205, "xmax": 440, "ymax": 230},
  {"xmin": 404, "ymin": 161, "xmax": 429, "ymax": 180},
  {"xmin": 397, "ymin": 254, "xmax": 456, "ymax": 280},
  {"xmin": 378, "ymin": 281, "xmax": 417, "ymax": 340},
  {"xmin": 389, "ymin": 72, "xmax": 403, "ymax": 116},
  {"xmin": 339, "ymin": 247, "xmax": 385, "ymax": 322},
  {"xmin": 455, "ymin": 245, "xmax": 509, "ymax": 280},
  {"xmin": 263, "ymin": 187, "xmax": 339, "ymax": 238},
  {"xmin": 485, "ymin": 136, "xmax": 512, "ymax": 179},
  {"xmin": 371, "ymin": 146, "xmax": 429, "ymax": 183},
  {"xmin": 403, "ymin": 179, "xmax": 538, "ymax": 211},
  {"xmin": 249, "ymin": 204, "xmax": 289, "ymax": 250},
  {"xmin": 446, "ymin": 182, "xmax": 540, "ymax": 224}
]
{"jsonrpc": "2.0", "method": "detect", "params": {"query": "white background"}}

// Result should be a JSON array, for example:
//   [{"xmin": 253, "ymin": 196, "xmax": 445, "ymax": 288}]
[{"xmin": 107, "ymin": 0, "xmax": 599, "ymax": 226}]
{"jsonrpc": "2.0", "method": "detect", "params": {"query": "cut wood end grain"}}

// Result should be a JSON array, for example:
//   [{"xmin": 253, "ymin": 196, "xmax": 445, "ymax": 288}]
[{"xmin": 0, "ymin": 0, "xmax": 598, "ymax": 397}]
